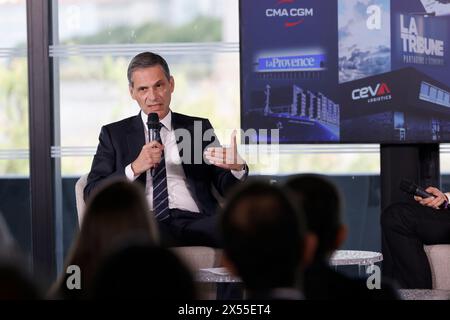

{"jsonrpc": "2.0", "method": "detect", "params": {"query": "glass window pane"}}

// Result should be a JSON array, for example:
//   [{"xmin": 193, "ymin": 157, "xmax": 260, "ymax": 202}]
[
  {"xmin": 56, "ymin": 0, "xmax": 238, "ymax": 45},
  {"xmin": 0, "ymin": 0, "xmax": 27, "ymax": 48},
  {"xmin": 441, "ymin": 145, "xmax": 450, "ymax": 174},
  {"xmin": 444, "ymin": 93, "xmax": 450, "ymax": 106},
  {"xmin": 437, "ymin": 90, "xmax": 444, "ymax": 103},
  {"xmin": 0, "ymin": 57, "xmax": 29, "ymax": 151},
  {"xmin": 441, "ymin": 146, "xmax": 450, "ymax": 197},
  {"xmin": 0, "ymin": 2, "xmax": 31, "ymax": 261},
  {"xmin": 420, "ymin": 82, "xmax": 429, "ymax": 97},
  {"xmin": 429, "ymin": 86, "xmax": 437, "ymax": 101},
  {"xmin": 57, "ymin": 53, "xmax": 240, "ymax": 149}
]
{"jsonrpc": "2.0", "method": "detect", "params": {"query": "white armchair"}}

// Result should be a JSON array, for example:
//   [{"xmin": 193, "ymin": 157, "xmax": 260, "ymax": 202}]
[
  {"xmin": 74, "ymin": 174, "xmax": 88, "ymax": 226},
  {"xmin": 424, "ymin": 245, "xmax": 450, "ymax": 290}
]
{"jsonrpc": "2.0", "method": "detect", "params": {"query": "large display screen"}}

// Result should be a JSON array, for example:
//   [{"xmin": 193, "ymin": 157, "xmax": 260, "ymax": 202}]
[{"xmin": 240, "ymin": 0, "xmax": 450, "ymax": 143}]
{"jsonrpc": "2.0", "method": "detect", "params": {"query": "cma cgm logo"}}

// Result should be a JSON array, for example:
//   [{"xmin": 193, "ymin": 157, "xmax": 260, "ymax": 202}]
[
  {"xmin": 352, "ymin": 83, "xmax": 391, "ymax": 102},
  {"xmin": 266, "ymin": 0, "xmax": 314, "ymax": 28}
]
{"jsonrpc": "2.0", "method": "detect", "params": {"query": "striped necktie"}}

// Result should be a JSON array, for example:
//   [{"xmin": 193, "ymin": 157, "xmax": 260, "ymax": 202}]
[{"xmin": 152, "ymin": 123, "xmax": 170, "ymax": 221}]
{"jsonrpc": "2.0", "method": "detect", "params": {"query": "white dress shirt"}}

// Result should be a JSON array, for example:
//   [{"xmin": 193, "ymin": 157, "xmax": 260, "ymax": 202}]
[{"xmin": 125, "ymin": 110, "xmax": 246, "ymax": 212}]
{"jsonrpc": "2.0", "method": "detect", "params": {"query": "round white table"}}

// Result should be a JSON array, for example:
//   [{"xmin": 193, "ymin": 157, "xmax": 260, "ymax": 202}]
[
  {"xmin": 399, "ymin": 289, "xmax": 450, "ymax": 300},
  {"xmin": 196, "ymin": 267, "xmax": 241, "ymax": 283},
  {"xmin": 330, "ymin": 250, "xmax": 383, "ymax": 266},
  {"xmin": 196, "ymin": 250, "xmax": 383, "ymax": 283}
]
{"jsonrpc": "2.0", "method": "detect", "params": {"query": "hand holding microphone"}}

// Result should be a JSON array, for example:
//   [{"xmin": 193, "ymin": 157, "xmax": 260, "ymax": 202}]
[
  {"xmin": 130, "ymin": 113, "xmax": 163, "ymax": 177},
  {"xmin": 400, "ymin": 179, "xmax": 449, "ymax": 210},
  {"xmin": 147, "ymin": 113, "xmax": 162, "ymax": 177}
]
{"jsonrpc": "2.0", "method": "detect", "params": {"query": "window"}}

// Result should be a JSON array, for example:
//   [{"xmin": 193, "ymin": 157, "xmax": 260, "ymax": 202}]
[
  {"xmin": 429, "ymin": 86, "xmax": 437, "ymax": 101},
  {"xmin": 0, "ymin": 0, "xmax": 31, "ymax": 259},
  {"xmin": 419, "ymin": 81, "xmax": 450, "ymax": 108},
  {"xmin": 420, "ymin": 82, "xmax": 429, "ymax": 97}
]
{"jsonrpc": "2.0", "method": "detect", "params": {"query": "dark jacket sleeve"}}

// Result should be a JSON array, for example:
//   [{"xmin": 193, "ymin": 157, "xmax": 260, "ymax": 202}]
[
  {"xmin": 83, "ymin": 125, "xmax": 127, "ymax": 202},
  {"xmin": 203, "ymin": 120, "xmax": 248, "ymax": 197}
]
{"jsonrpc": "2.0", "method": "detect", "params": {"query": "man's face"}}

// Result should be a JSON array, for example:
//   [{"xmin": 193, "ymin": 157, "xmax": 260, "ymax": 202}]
[{"xmin": 129, "ymin": 65, "xmax": 174, "ymax": 120}]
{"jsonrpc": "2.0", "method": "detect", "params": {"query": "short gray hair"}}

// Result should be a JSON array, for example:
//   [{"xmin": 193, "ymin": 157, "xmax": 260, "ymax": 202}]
[{"xmin": 127, "ymin": 52, "xmax": 171, "ymax": 86}]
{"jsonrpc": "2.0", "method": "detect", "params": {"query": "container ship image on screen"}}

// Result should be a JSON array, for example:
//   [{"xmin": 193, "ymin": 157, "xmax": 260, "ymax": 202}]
[
  {"xmin": 340, "ymin": 67, "xmax": 450, "ymax": 143},
  {"xmin": 243, "ymin": 84, "xmax": 340, "ymax": 143}
]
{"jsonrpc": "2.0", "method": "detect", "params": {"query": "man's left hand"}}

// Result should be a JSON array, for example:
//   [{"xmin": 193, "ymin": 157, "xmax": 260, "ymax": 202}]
[
  {"xmin": 204, "ymin": 130, "xmax": 246, "ymax": 171},
  {"xmin": 414, "ymin": 186, "xmax": 448, "ymax": 210}
]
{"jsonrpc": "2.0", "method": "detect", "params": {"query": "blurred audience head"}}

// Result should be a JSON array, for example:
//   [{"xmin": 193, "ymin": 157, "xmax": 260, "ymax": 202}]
[
  {"xmin": 0, "ymin": 263, "xmax": 41, "ymax": 300},
  {"xmin": 91, "ymin": 243, "xmax": 196, "ymax": 299},
  {"xmin": 0, "ymin": 212, "xmax": 41, "ymax": 299},
  {"xmin": 220, "ymin": 180, "xmax": 311, "ymax": 294},
  {"xmin": 285, "ymin": 174, "xmax": 347, "ymax": 260},
  {"xmin": 79, "ymin": 178, "xmax": 158, "ymax": 245},
  {"xmin": 52, "ymin": 178, "xmax": 159, "ymax": 299}
]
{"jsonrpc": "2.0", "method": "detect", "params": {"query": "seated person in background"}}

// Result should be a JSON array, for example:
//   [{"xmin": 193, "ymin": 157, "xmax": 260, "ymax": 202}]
[
  {"xmin": 84, "ymin": 51, "xmax": 248, "ymax": 248},
  {"xmin": 285, "ymin": 174, "xmax": 398, "ymax": 300},
  {"xmin": 219, "ymin": 181, "xmax": 315, "ymax": 300},
  {"xmin": 50, "ymin": 179, "xmax": 159, "ymax": 299},
  {"xmin": 91, "ymin": 243, "xmax": 196, "ymax": 300},
  {"xmin": 381, "ymin": 186, "xmax": 450, "ymax": 288}
]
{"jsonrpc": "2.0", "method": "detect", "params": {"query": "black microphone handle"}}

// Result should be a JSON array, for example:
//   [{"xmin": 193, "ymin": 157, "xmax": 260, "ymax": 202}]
[
  {"xmin": 148, "ymin": 127, "xmax": 156, "ymax": 177},
  {"xmin": 414, "ymin": 187, "xmax": 434, "ymax": 198},
  {"xmin": 148, "ymin": 128, "xmax": 157, "ymax": 142}
]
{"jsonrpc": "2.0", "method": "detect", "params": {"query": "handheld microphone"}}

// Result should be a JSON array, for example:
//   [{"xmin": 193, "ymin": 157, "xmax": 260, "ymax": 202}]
[
  {"xmin": 147, "ymin": 113, "xmax": 159, "ymax": 176},
  {"xmin": 147, "ymin": 112, "xmax": 159, "ymax": 141},
  {"xmin": 399, "ymin": 179, "xmax": 448, "ymax": 209},
  {"xmin": 399, "ymin": 179, "xmax": 434, "ymax": 198}
]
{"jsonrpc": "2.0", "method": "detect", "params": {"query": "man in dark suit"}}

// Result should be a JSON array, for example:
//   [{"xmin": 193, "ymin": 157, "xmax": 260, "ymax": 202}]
[
  {"xmin": 85, "ymin": 52, "xmax": 248, "ymax": 247},
  {"xmin": 381, "ymin": 186, "xmax": 450, "ymax": 288},
  {"xmin": 285, "ymin": 174, "xmax": 398, "ymax": 300}
]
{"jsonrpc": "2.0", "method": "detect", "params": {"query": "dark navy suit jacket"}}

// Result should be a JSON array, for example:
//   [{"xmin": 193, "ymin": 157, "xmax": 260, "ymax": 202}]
[{"xmin": 84, "ymin": 112, "xmax": 246, "ymax": 216}]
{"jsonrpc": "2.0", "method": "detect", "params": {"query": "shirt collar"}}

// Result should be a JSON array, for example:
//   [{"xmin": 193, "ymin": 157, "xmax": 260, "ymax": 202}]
[{"xmin": 140, "ymin": 110, "xmax": 172, "ymax": 131}]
